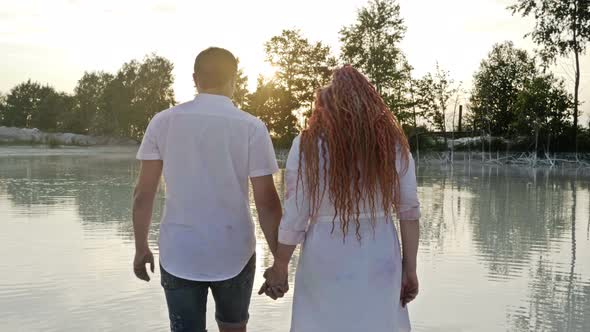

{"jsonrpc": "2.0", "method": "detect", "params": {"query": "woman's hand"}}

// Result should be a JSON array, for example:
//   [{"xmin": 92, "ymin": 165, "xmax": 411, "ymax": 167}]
[
  {"xmin": 258, "ymin": 263, "xmax": 289, "ymax": 300},
  {"xmin": 400, "ymin": 267, "xmax": 419, "ymax": 307}
]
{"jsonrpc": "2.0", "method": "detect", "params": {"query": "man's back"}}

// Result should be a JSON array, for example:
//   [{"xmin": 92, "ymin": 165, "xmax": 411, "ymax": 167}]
[{"xmin": 137, "ymin": 93, "xmax": 278, "ymax": 281}]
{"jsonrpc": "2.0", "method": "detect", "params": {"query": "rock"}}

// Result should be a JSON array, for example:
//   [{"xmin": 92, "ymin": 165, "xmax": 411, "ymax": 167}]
[{"xmin": 0, "ymin": 126, "xmax": 138, "ymax": 146}]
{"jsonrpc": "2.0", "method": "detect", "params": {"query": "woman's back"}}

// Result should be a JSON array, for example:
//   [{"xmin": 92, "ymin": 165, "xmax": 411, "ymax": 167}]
[
  {"xmin": 279, "ymin": 135, "xmax": 418, "ymax": 332},
  {"xmin": 265, "ymin": 65, "xmax": 421, "ymax": 332},
  {"xmin": 283, "ymin": 136, "xmax": 419, "ymax": 235}
]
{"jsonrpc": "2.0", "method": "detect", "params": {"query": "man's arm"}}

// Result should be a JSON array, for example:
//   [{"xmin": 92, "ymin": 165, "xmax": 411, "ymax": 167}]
[
  {"xmin": 251, "ymin": 175, "xmax": 282, "ymax": 255},
  {"xmin": 132, "ymin": 160, "xmax": 163, "ymax": 281}
]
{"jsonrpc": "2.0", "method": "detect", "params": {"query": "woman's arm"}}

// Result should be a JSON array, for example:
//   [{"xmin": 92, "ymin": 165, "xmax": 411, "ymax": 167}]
[
  {"xmin": 400, "ymin": 220, "xmax": 419, "ymax": 271},
  {"xmin": 259, "ymin": 243, "xmax": 297, "ymax": 299},
  {"xmin": 396, "ymin": 152, "xmax": 421, "ymax": 306},
  {"xmin": 259, "ymin": 169, "xmax": 308, "ymax": 299},
  {"xmin": 400, "ymin": 220, "xmax": 419, "ymax": 306},
  {"xmin": 260, "ymin": 136, "xmax": 310, "ymax": 299},
  {"xmin": 396, "ymin": 152, "xmax": 421, "ymax": 267}
]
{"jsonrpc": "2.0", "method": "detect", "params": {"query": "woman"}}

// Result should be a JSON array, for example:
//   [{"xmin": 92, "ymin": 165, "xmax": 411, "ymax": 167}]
[{"xmin": 262, "ymin": 65, "xmax": 420, "ymax": 332}]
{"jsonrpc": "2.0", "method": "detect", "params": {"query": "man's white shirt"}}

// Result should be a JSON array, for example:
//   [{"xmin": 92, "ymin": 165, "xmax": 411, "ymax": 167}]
[{"xmin": 137, "ymin": 93, "xmax": 279, "ymax": 281}]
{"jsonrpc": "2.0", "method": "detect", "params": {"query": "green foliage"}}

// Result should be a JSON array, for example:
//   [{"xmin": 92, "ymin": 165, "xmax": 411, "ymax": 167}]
[
  {"xmin": 0, "ymin": 92, "xmax": 5, "ymax": 124},
  {"xmin": 515, "ymin": 73, "xmax": 573, "ymax": 151},
  {"xmin": 0, "ymin": 1, "xmax": 586, "ymax": 153},
  {"xmin": 245, "ymin": 77, "xmax": 299, "ymax": 149},
  {"xmin": 233, "ymin": 60, "xmax": 249, "ymax": 110},
  {"xmin": 68, "ymin": 71, "xmax": 114, "ymax": 134},
  {"xmin": 468, "ymin": 41, "xmax": 537, "ymax": 136},
  {"xmin": 1, "ymin": 54, "xmax": 175, "ymax": 142},
  {"xmin": 2, "ymin": 80, "xmax": 43, "ymax": 127},
  {"xmin": 509, "ymin": 0, "xmax": 590, "ymax": 64},
  {"xmin": 340, "ymin": 0, "xmax": 406, "ymax": 93},
  {"xmin": 466, "ymin": 41, "xmax": 575, "ymax": 152},
  {"xmin": 75, "ymin": 54, "xmax": 175, "ymax": 140},
  {"xmin": 264, "ymin": 29, "xmax": 337, "ymax": 119},
  {"xmin": 1, "ymin": 80, "xmax": 70, "ymax": 131},
  {"xmin": 510, "ymin": 0, "xmax": 590, "ymax": 145},
  {"xmin": 415, "ymin": 63, "xmax": 457, "ymax": 132},
  {"xmin": 340, "ymin": 0, "xmax": 413, "ymax": 121},
  {"xmin": 109, "ymin": 54, "xmax": 176, "ymax": 140}
]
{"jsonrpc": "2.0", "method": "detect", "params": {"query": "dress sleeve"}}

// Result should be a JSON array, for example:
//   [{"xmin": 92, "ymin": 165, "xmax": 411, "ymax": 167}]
[
  {"xmin": 278, "ymin": 136, "xmax": 311, "ymax": 245},
  {"xmin": 395, "ymin": 151, "xmax": 421, "ymax": 220}
]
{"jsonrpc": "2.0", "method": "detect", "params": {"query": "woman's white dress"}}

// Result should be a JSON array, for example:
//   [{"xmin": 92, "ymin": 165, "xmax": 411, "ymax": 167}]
[{"xmin": 278, "ymin": 136, "xmax": 421, "ymax": 332}]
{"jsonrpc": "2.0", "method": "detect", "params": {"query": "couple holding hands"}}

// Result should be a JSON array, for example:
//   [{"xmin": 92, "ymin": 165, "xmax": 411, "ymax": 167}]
[{"xmin": 133, "ymin": 47, "xmax": 420, "ymax": 332}]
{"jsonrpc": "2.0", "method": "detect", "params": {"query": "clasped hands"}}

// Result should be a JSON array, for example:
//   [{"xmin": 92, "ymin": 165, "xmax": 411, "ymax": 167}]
[{"xmin": 258, "ymin": 262, "xmax": 289, "ymax": 300}]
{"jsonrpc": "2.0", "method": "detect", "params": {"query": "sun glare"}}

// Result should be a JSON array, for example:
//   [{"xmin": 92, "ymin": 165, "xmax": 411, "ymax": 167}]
[{"xmin": 254, "ymin": 63, "xmax": 279, "ymax": 84}]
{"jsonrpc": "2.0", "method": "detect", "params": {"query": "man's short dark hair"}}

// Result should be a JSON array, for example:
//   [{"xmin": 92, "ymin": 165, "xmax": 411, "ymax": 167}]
[{"xmin": 194, "ymin": 47, "xmax": 238, "ymax": 90}]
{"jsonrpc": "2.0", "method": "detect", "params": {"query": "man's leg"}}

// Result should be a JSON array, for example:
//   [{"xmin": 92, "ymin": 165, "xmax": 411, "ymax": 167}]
[
  {"xmin": 161, "ymin": 264, "xmax": 209, "ymax": 332},
  {"xmin": 210, "ymin": 254, "xmax": 256, "ymax": 332}
]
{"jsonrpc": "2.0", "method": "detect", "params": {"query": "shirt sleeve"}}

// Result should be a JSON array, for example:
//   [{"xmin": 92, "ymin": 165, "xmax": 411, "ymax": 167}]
[
  {"xmin": 278, "ymin": 136, "xmax": 311, "ymax": 245},
  {"xmin": 248, "ymin": 121, "xmax": 279, "ymax": 177},
  {"xmin": 136, "ymin": 115, "xmax": 162, "ymax": 160},
  {"xmin": 395, "ymin": 151, "xmax": 421, "ymax": 220}
]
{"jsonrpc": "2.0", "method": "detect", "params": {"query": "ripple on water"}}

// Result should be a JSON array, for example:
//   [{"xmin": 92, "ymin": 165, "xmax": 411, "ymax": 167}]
[{"xmin": 1, "ymin": 153, "xmax": 590, "ymax": 331}]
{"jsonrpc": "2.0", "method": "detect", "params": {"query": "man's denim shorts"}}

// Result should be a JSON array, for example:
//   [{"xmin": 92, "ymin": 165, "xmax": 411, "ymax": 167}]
[{"xmin": 160, "ymin": 254, "xmax": 256, "ymax": 332}]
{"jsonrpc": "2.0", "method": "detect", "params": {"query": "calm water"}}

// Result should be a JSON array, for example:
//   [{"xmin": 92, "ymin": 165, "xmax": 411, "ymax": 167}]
[{"xmin": 1, "ymin": 147, "xmax": 590, "ymax": 332}]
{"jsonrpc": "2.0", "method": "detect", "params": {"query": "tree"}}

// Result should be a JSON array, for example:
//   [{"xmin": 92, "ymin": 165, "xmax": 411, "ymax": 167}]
[
  {"xmin": 340, "ymin": 0, "xmax": 411, "ymax": 116},
  {"xmin": 246, "ymin": 76, "xmax": 299, "ymax": 148},
  {"xmin": 0, "ymin": 54, "xmax": 175, "ymax": 140},
  {"xmin": 2, "ymin": 80, "xmax": 67, "ymax": 130},
  {"xmin": 515, "ymin": 73, "xmax": 573, "ymax": 153},
  {"xmin": 52, "ymin": 92, "xmax": 75, "ymax": 132},
  {"xmin": 33, "ymin": 89, "xmax": 72, "ymax": 131},
  {"xmin": 69, "ymin": 71, "xmax": 114, "ymax": 134},
  {"xmin": 384, "ymin": 58, "xmax": 416, "ymax": 123},
  {"xmin": 0, "ymin": 92, "xmax": 6, "ymax": 125},
  {"xmin": 510, "ymin": 0, "xmax": 590, "ymax": 151},
  {"xmin": 265, "ymin": 29, "xmax": 337, "ymax": 119},
  {"xmin": 3, "ymin": 80, "xmax": 42, "ymax": 127},
  {"xmin": 468, "ymin": 42, "xmax": 537, "ymax": 137},
  {"xmin": 99, "ymin": 54, "xmax": 175, "ymax": 140},
  {"xmin": 233, "ymin": 60, "xmax": 249, "ymax": 110},
  {"xmin": 131, "ymin": 54, "xmax": 176, "ymax": 139},
  {"xmin": 415, "ymin": 63, "xmax": 457, "ymax": 136}
]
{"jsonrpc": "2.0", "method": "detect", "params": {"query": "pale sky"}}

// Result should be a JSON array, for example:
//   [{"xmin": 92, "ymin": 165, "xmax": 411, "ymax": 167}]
[{"xmin": 1, "ymin": 0, "xmax": 588, "ymax": 124}]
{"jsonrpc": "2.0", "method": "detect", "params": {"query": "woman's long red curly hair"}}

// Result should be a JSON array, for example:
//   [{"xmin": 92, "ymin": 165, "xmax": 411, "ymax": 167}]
[{"xmin": 298, "ymin": 65, "xmax": 410, "ymax": 240}]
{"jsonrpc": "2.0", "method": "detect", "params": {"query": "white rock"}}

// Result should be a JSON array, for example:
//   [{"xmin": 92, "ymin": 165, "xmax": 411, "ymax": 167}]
[{"xmin": 0, "ymin": 126, "xmax": 137, "ymax": 146}]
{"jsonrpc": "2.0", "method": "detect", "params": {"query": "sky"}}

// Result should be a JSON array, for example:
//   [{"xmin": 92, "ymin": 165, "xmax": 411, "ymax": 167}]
[{"xmin": 0, "ymin": 0, "xmax": 588, "ymax": 124}]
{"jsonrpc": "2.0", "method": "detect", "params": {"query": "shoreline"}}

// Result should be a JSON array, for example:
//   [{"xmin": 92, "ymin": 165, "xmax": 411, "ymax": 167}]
[
  {"xmin": 1, "ymin": 125, "xmax": 588, "ymax": 168},
  {"xmin": 0, "ymin": 126, "xmax": 138, "ymax": 147},
  {"xmin": 415, "ymin": 151, "xmax": 590, "ymax": 168}
]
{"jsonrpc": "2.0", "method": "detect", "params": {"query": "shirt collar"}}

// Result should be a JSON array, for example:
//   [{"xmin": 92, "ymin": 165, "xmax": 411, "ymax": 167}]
[{"xmin": 194, "ymin": 93, "xmax": 234, "ymax": 106}]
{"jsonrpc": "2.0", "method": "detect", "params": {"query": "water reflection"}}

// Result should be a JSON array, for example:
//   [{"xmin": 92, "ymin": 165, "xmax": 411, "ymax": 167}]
[
  {"xmin": 0, "ymin": 151, "xmax": 589, "ymax": 331},
  {"xmin": 416, "ymin": 164, "xmax": 590, "ymax": 331}
]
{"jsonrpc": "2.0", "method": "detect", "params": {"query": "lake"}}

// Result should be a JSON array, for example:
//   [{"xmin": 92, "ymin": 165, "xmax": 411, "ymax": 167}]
[{"xmin": 1, "ymin": 147, "xmax": 589, "ymax": 332}]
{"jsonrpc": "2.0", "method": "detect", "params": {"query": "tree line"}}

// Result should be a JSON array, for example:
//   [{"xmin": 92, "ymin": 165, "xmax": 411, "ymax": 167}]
[
  {"xmin": 241, "ymin": 0, "xmax": 590, "ymax": 152},
  {"xmin": 0, "ymin": 54, "xmax": 175, "ymax": 141},
  {"xmin": 0, "ymin": 0, "xmax": 588, "ymax": 152}
]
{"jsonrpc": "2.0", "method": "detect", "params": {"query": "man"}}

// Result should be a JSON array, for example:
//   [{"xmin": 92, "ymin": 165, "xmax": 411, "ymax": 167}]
[{"xmin": 132, "ymin": 47, "xmax": 283, "ymax": 332}]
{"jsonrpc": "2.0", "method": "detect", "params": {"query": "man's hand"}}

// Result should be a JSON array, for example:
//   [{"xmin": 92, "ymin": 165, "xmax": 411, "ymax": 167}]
[
  {"xmin": 258, "ymin": 264, "xmax": 289, "ymax": 300},
  {"xmin": 132, "ymin": 160, "xmax": 161, "ymax": 282},
  {"xmin": 133, "ymin": 248, "xmax": 155, "ymax": 282},
  {"xmin": 400, "ymin": 268, "xmax": 419, "ymax": 307}
]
